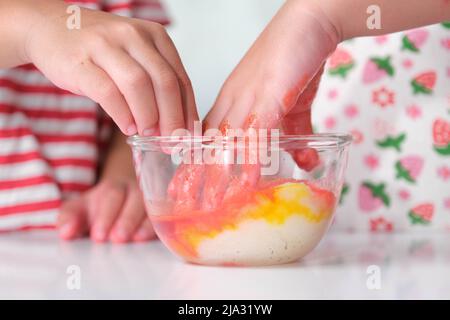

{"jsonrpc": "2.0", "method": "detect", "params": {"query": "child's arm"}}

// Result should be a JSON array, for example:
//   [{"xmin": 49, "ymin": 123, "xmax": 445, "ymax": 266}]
[
  {"xmin": 205, "ymin": 0, "xmax": 450, "ymax": 134},
  {"xmin": 0, "ymin": 1, "xmax": 33, "ymax": 68},
  {"xmin": 57, "ymin": 128, "xmax": 155, "ymax": 243},
  {"xmin": 0, "ymin": 0, "xmax": 198, "ymax": 136},
  {"xmin": 319, "ymin": 0, "xmax": 450, "ymax": 40}
]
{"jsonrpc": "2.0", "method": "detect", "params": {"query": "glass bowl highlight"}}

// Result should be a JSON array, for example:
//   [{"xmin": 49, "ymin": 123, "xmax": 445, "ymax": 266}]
[{"xmin": 128, "ymin": 134, "xmax": 351, "ymax": 266}]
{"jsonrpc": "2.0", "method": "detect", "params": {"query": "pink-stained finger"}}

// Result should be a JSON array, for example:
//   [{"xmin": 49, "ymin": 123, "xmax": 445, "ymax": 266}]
[
  {"xmin": 173, "ymin": 164, "xmax": 205, "ymax": 213},
  {"xmin": 201, "ymin": 164, "xmax": 231, "ymax": 212},
  {"xmin": 293, "ymin": 148, "xmax": 320, "ymax": 172},
  {"xmin": 241, "ymin": 163, "xmax": 261, "ymax": 188},
  {"xmin": 215, "ymin": 93, "xmax": 255, "ymax": 132},
  {"xmin": 167, "ymin": 163, "xmax": 186, "ymax": 200},
  {"xmin": 282, "ymin": 111, "xmax": 319, "ymax": 172},
  {"xmin": 282, "ymin": 66, "xmax": 325, "ymax": 171},
  {"xmin": 203, "ymin": 92, "xmax": 234, "ymax": 133}
]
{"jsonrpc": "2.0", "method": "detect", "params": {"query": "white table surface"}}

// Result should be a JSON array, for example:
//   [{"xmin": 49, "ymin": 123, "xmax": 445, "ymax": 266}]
[{"xmin": 1, "ymin": 230, "xmax": 449, "ymax": 299}]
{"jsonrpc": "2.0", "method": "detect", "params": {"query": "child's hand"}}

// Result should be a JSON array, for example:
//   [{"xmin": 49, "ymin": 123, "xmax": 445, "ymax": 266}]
[
  {"xmin": 57, "ymin": 179, "xmax": 154, "ymax": 243},
  {"xmin": 24, "ymin": 0, "xmax": 198, "ymax": 136},
  {"xmin": 204, "ymin": 0, "xmax": 338, "ymax": 136},
  {"xmin": 177, "ymin": 0, "xmax": 337, "ymax": 207},
  {"xmin": 57, "ymin": 128, "xmax": 153, "ymax": 243},
  {"xmin": 168, "ymin": 1, "xmax": 339, "ymax": 211}
]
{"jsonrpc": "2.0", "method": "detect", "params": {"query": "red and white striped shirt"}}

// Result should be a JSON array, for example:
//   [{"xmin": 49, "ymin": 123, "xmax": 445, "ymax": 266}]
[{"xmin": 0, "ymin": 0, "xmax": 168, "ymax": 232}]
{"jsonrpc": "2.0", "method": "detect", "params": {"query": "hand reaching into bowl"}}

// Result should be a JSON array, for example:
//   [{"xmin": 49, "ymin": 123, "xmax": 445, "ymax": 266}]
[
  {"xmin": 168, "ymin": 0, "xmax": 450, "ymax": 213},
  {"xmin": 1, "ymin": 0, "xmax": 198, "ymax": 136},
  {"xmin": 167, "ymin": 1, "xmax": 336, "ymax": 211},
  {"xmin": 203, "ymin": 1, "xmax": 337, "ymax": 137}
]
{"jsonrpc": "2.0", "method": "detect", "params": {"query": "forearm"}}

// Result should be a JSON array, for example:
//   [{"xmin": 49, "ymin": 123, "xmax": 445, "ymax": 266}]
[
  {"xmin": 100, "ymin": 128, "xmax": 136, "ymax": 183},
  {"xmin": 297, "ymin": 0, "xmax": 450, "ymax": 42},
  {"xmin": 0, "ymin": 0, "xmax": 66, "ymax": 68}
]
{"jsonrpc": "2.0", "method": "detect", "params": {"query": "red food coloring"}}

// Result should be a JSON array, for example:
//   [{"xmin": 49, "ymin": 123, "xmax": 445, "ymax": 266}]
[
  {"xmin": 243, "ymin": 113, "xmax": 258, "ymax": 130},
  {"xmin": 294, "ymin": 148, "xmax": 320, "ymax": 172},
  {"xmin": 219, "ymin": 120, "xmax": 231, "ymax": 135},
  {"xmin": 282, "ymin": 74, "xmax": 310, "ymax": 110}
]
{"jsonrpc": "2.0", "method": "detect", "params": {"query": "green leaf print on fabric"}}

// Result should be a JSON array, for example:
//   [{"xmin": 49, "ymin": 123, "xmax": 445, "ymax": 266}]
[
  {"xmin": 328, "ymin": 48, "xmax": 355, "ymax": 79},
  {"xmin": 442, "ymin": 22, "xmax": 450, "ymax": 29},
  {"xmin": 362, "ymin": 56, "xmax": 395, "ymax": 84},
  {"xmin": 329, "ymin": 64, "xmax": 354, "ymax": 78},
  {"xmin": 402, "ymin": 36, "xmax": 419, "ymax": 52},
  {"xmin": 408, "ymin": 203, "xmax": 434, "ymax": 225},
  {"xmin": 359, "ymin": 181, "xmax": 391, "ymax": 212},
  {"xmin": 376, "ymin": 133, "xmax": 406, "ymax": 152},
  {"xmin": 411, "ymin": 72, "xmax": 436, "ymax": 95},
  {"xmin": 401, "ymin": 29, "xmax": 428, "ymax": 53},
  {"xmin": 372, "ymin": 57, "xmax": 394, "ymax": 76},
  {"xmin": 339, "ymin": 183, "xmax": 350, "ymax": 205},
  {"xmin": 395, "ymin": 156, "xmax": 424, "ymax": 183}
]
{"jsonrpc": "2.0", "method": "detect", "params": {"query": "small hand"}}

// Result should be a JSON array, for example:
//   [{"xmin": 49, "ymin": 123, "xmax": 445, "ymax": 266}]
[
  {"xmin": 203, "ymin": 0, "xmax": 338, "ymax": 135},
  {"xmin": 167, "ymin": 1, "xmax": 337, "ymax": 212},
  {"xmin": 25, "ymin": 2, "xmax": 198, "ymax": 136},
  {"xmin": 57, "ymin": 179, "xmax": 155, "ymax": 243}
]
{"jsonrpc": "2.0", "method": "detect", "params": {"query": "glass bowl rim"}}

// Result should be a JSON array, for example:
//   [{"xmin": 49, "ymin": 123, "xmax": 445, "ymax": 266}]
[{"xmin": 127, "ymin": 133, "xmax": 352, "ymax": 151}]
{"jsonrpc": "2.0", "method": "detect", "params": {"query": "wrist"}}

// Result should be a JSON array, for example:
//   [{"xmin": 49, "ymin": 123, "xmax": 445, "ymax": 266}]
[
  {"xmin": 286, "ymin": 0, "xmax": 342, "ymax": 51},
  {"xmin": 18, "ymin": 0, "xmax": 68, "ymax": 65},
  {"xmin": 100, "ymin": 129, "xmax": 136, "ymax": 184}
]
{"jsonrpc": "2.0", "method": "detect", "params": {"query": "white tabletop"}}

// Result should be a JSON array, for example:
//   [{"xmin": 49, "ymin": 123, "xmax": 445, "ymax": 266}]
[{"xmin": 1, "ymin": 230, "xmax": 449, "ymax": 299}]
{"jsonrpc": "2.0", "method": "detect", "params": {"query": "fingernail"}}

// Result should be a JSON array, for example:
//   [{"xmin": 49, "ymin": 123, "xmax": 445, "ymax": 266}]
[
  {"xmin": 59, "ymin": 224, "xmax": 73, "ymax": 239},
  {"xmin": 111, "ymin": 228, "xmax": 129, "ymax": 243},
  {"xmin": 92, "ymin": 227, "xmax": 107, "ymax": 242},
  {"xmin": 126, "ymin": 124, "xmax": 137, "ymax": 136},
  {"xmin": 142, "ymin": 128, "xmax": 157, "ymax": 136},
  {"xmin": 133, "ymin": 227, "xmax": 155, "ymax": 242}
]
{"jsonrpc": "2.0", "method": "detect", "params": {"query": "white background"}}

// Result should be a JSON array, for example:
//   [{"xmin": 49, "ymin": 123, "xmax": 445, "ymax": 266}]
[{"xmin": 164, "ymin": 0, "xmax": 284, "ymax": 118}]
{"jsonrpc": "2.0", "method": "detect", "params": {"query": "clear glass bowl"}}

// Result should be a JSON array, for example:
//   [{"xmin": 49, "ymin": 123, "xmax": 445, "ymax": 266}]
[{"xmin": 128, "ymin": 134, "xmax": 351, "ymax": 266}]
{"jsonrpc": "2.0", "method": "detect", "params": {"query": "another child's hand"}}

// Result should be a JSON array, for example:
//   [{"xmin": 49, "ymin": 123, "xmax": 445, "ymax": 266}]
[
  {"xmin": 172, "ymin": 0, "xmax": 340, "ymax": 210},
  {"xmin": 24, "ymin": 0, "xmax": 198, "ymax": 136},
  {"xmin": 57, "ymin": 128, "xmax": 153, "ymax": 243},
  {"xmin": 57, "ymin": 178, "xmax": 155, "ymax": 243},
  {"xmin": 204, "ymin": 0, "xmax": 338, "ymax": 136}
]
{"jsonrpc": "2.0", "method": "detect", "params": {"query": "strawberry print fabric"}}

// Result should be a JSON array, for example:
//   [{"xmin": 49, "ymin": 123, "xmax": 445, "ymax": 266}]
[{"xmin": 313, "ymin": 23, "xmax": 450, "ymax": 232}]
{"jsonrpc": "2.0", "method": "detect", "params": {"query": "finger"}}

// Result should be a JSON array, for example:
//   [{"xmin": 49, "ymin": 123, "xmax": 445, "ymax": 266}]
[
  {"xmin": 75, "ymin": 59, "xmax": 136, "ymax": 136},
  {"xmin": 283, "ymin": 109, "xmax": 319, "ymax": 171},
  {"xmin": 216, "ymin": 93, "xmax": 256, "ymax": 132},
  {"xmin": 201, "ymin": 164, "xmax": 230, "ymax": 211},
  {"xmin": 173, "ymin": 164, "xmax": 205, "ymax": 212},
  {"xmin": 284, "ymin": 66, "xmax": 324, "ymax": 130},
  {"xmin": 203, "ymin": 90, "xmax": 234, "ymax": 133},
  {"xmin": 167, "ymin": 163, "xmax": 186, "ymax": 200},
  {"xmin": 90, "ymin": 182, "xmax": 126, "ymax": 242},
  {"xmin": 282, "ymin": 108, "xmax": 314, "ymax": 135},
  {"xmin": 153, "ymin": 29, "xmax": 200, "ymax": 131},
  {"xmin": 132, "ymin": 218, "xmax": 157, "ymax": 242},
  {"xmin": 109, "ymin": 186, "xmax": 147, "ymax": 243},
  {"xmin": 57, "ymin": 197, "xmax": 89, "ymax": 240},
  {"xmin": 92, "ymin": 46, "xmax": 159, "ymax": 136},
  {"xmin": 241, "ymin": 163, "xmax": 261, "ymax": 188},
  {"xmin": 238, "ymin": 134, "xmax": 261, "ymax": 189},
  {"xmin": 127, "ymin": 39, "xmax": 185, "ymax": 136},
  {"xmin": 283, "ymin": 67, "xmax": 324, "ymax": 171}
]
